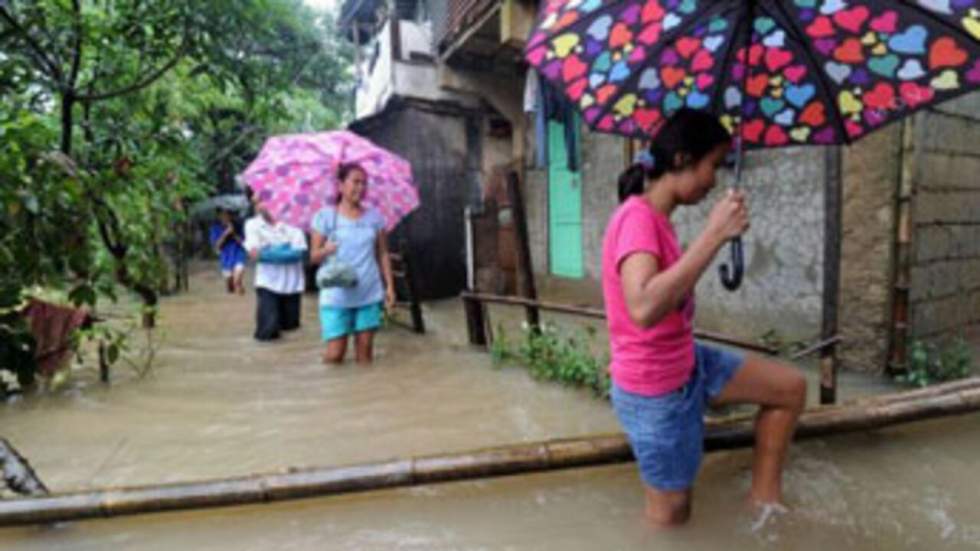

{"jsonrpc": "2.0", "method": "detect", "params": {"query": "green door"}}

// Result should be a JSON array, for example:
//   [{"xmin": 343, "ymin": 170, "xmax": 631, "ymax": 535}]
[{"xmin": 547, "ymin": 119, "xmax": 584, "ymax": 278}]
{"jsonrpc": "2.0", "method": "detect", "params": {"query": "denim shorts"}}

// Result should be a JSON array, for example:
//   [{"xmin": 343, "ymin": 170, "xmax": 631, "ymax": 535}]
[
  {"xmin": 320, "ymin": 302, "xmax": 382, "ymax": 341},
  {"xmin": 611, "ymin": 343, "xmax": 744, "ymax": 491}
]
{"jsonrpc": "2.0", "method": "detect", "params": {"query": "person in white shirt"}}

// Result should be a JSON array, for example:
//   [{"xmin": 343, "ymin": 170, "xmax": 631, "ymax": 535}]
[{"xmin": 243, "ymin": 188, "xmax": 307, "ymax": 341}]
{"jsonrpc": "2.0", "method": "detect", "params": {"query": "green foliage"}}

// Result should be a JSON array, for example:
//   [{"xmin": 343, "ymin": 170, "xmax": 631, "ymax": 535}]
[
  {"xmin": 491, "ymin": 322, "xmax": 611, "ymax": 398},
  {"xmin": 0, "ymin": 0, "xmax": 354, "ymax": 389},
  {"xmin": 896, "ymin": 338, "xmax": 975, "ymax": 388}
]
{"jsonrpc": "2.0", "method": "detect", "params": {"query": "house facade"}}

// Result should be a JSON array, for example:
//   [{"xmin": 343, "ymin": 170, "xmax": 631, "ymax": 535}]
[{"xmin": 344, "ymin": 0, "xmax": 980, "ymax": 373}]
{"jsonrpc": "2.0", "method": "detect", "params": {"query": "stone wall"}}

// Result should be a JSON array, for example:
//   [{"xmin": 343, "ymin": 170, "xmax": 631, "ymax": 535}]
[
  {"xmin": 838, "ymin": 126, "xmax": 902, "ymax": 373},
  {"xmin": 909, "ymin": 92, "xmax": 980, "ymax": 342}
]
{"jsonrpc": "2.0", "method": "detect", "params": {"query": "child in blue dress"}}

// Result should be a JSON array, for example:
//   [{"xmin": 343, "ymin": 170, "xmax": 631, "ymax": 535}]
[{"xmin": 209, "ymin": 208, "xmax": 247, "ymax": 294}]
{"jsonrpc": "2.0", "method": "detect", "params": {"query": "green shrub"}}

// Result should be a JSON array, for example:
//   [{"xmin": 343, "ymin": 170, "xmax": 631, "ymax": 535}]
[
  {"xmin": 490, "ymin": 322, "xmax": 610, "ymax": 398},
  {"xmin": 896, "ymin": 338, "xmax": 974, "ymax": 388}
]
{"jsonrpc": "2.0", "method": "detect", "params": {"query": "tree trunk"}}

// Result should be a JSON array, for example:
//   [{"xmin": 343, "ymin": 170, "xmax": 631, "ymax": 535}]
[
  {"xmin": 60, "ymin": 93, "xmax": 75, "ymax": 155},
  {"xmin": 115, "ymin": 263, "xmax": 158, "ymax": 329}
]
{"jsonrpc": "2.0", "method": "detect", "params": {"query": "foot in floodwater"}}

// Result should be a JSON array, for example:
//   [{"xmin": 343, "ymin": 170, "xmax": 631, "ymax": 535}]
[{"xmin": 749, "ymin": 500, "xmax": 790, "ymax": 532}]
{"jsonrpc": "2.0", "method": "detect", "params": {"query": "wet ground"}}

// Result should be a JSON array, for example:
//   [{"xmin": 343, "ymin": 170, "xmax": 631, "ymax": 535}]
[{"xmin": 2, "ymin": 266, "xmax": 979, "ymax": 549}]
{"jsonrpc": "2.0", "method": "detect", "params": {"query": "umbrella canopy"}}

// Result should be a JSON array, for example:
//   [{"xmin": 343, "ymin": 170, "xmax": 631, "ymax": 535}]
[
  {"xmin": 525, "ymin": 0, "xmax": 980, "ymax": 147},
  {"xmin": 188, "ymin": 194, "xmax": 250, "ymax": 220},
  {"xmin": 240, "ymin": 131, "xmax": 419, "ymax": 232}
]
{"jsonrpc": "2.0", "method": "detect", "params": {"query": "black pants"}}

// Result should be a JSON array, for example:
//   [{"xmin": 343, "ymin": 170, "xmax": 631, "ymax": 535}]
[{"xmin": 255, "ymin": 288, "xmax": 301, "ymax": 341}]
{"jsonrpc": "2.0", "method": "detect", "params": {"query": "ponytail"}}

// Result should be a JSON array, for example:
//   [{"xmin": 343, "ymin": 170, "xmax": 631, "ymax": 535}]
[
  {"xmin": 616, "ymin": 108, "xmax": 731, "ymax": 203},
  {"xmin": 618, "ymin": 164, "xmax": 648, "ymax": 202}
]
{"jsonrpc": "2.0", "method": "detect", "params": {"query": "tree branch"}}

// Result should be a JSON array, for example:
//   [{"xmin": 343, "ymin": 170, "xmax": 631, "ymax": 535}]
[
  {"xmin": 74, "ymin": 40, "xmax": 188, "ymax": 102},
  {"xmin": 67, "ymin": 0, "xmax": 82, "ymax": 88},
  {"xmin": 0, "ymin": 5, "xmax": 62, "ymax": 81},
  {"xmin": 205, "ymin": 48, "xmax": 319, "ymax": 169}
]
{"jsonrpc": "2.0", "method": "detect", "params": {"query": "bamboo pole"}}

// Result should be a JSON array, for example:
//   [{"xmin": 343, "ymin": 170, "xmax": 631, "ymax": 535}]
[
  {"xmin": 888, "ymin": 118, "xmax": 915, "ymax": 375},
  {"xmin": 821, "ymin": 146, "xmax": 843, "ymax": 404},
  {"xmin": 460, "ymin": 291, "xmax": 779, "ymax": 356},
  {"xmin": 2, "ymin": 378, "xmax": 980, "ymax": 527}
]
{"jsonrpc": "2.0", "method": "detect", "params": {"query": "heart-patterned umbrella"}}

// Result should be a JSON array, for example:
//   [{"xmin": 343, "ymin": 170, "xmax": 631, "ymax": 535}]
[{"xmin": 526, "ymin": 0, "xmax": 980, "ymax": 288}]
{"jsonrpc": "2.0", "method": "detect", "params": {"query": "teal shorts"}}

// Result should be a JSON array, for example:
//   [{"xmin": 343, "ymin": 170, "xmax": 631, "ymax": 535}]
[{"xmin": 320, "ymin": 302, "xmax": 383, "ymax": 341}]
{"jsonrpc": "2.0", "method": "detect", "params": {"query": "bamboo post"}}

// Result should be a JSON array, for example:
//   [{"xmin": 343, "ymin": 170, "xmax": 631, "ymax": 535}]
[
  {"xmin": 463, "ymin": 294, "xmax": 487, "ymax": 347},
  {"xmin": 821, "ymin": 146, "xmax": 842, "ymax": 404},
  {"xmin": 505, "ymin": 171, "xmax": 540, "ymax": 329},
  {"xmin": 464, "ymin": 206, "xmax": 477, "ymax": 292},
  {"xmin": 889, "ymin": 119, "xmax": 915, "ymax": 375},
  {"xmin": 98, "ymin": 341, "xmax": 109, "ymax": 384},
  {"xmin": 400, "ymin": 239, "xmax": 426, "ymax": 334},
  {"xmin": 2, "ymin": 378, "xmax": 980, "ymax": 527}
]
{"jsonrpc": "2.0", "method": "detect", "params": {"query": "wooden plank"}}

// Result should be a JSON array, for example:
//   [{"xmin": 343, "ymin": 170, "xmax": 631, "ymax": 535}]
[{"xmin": 506, "ymin": 171, "xmax": 540, "ymax": 328}]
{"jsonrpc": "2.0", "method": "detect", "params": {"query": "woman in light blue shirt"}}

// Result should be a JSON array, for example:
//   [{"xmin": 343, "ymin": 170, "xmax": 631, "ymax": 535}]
[{"xmin": 310, "ymin": 163, "xmax": 396, "ymax": 364}]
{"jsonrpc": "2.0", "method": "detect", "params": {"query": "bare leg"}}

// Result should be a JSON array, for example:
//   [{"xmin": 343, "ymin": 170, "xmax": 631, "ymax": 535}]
[
  {"xmin": 354, "ymin": 331, "xmax": 375, "ymax": 364},
  {"xmin": 234, "ymin": 269, "xmax": 246, "ymax": 295},
  {"xmin": 323, "ymin": 337, "xmax": 348, "ymax": 364},
  {"xmin": 711, "ymin": 355, "xmax": 807, "ymax": 505},
  {"xmin": 644, "ymin": 487, "xmax": 692, "ymax": 527}
]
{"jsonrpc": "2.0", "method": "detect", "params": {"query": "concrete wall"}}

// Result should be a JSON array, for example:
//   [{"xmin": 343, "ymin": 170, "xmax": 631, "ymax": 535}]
[
  {"xmin": 673, "ymin": 148, "xmax": 825, "ymax": 341},
  {"xmin": 909, "ymin": 92, "xmax": 980, "ymax": 341},
  {"xmin": 439, "ymin": 65, "xmax": 525, "ymax": 158},
  {"xmin": 399, "ymin": 18, "xmax": 434, "ymax": 58}
]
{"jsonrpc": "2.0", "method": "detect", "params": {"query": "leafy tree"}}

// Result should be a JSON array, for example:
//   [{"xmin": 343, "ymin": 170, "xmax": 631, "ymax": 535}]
[{"xmin": 0, "ymin": 0, "xmax": 353, "ymax": 386}]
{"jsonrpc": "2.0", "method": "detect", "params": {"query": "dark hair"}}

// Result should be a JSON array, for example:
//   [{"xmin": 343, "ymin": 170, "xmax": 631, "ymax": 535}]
[
  {"xmin": 618, "ymin": 108, "xmax": 731, "ymax": 202},
  {"xmin": 336, "ymin": 162, "xmax": 366, "ymax": 204},
  {"xmin": 618, "ymin": 164, "xmax": 647, "ymax": 203},
  {"xmin": 337, "ymin": 162, "xmax": 366, "ymax": 184}
]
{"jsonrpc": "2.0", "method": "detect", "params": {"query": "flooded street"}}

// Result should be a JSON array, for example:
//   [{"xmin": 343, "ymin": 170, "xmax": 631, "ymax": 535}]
[
  {"xmin": 2, "ymin": 266, "xmax": 980, "ymax": 549},
  {"xmin": 0, "ymin": 267, "xmax": 619, "ymax": 490}
]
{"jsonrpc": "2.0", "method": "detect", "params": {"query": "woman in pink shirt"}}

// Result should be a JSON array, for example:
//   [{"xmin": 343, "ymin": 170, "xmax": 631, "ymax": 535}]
[{"xmin": 602, "ymin": 109, "xmax": 806, "ymax": 527}]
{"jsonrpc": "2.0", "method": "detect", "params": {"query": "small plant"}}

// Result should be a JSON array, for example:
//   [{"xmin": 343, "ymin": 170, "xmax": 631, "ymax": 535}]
[
  {"xmin": 757, "ymin": 328, "xmax": 808, "ymax": 356},
  {"xmin": 896, "ymin": 337, "xmax": 975, "ymax": 388},
  {"xmin": 490, "ymin": 322, "xmax": 610, "ymax": 398}
]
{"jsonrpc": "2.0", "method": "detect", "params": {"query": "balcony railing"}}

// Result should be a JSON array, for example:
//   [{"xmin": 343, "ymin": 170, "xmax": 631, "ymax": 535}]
[{"xmin": 431, "ymin": 0, "xmax": 500, "ymax": 54}]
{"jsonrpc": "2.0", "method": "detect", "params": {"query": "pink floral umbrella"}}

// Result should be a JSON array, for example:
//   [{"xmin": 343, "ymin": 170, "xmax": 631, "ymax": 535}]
[{"xmin": 240, "ymin": 131, "xmax": 419, "ymax": 232}]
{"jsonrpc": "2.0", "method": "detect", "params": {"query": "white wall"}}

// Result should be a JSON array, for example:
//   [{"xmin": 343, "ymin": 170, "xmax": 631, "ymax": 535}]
[
  {"xmin": 355, "ymin": 19, "xmax": 475, "ymax": 119},
  {"xmin": 400, "ymin": 19, "xmax": 433, "ymax": 59},
  {"xmin": 355, "ymin": 21, "xmax": 394, "ymax": 119}
]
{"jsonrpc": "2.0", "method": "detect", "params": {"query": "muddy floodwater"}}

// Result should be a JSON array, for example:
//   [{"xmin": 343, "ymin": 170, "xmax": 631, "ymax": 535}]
[{"xmin": 3, "ymin": 267, "xmax": 980, "ymax": 549}]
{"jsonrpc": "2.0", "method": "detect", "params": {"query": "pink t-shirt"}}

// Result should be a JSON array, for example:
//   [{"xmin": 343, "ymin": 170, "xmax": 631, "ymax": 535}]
[{"xmin": 601, "ymin": 196, "xmax": 695, "ymax": 397}]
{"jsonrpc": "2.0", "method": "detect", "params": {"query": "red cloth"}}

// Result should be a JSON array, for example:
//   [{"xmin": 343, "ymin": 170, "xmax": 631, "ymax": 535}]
[{"xmin": 24, "ymin": 299, "xmax": 91, "ymax": 377}]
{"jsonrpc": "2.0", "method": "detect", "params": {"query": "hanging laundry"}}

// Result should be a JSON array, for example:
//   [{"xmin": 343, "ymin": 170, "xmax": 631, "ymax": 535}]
[{"xmin": 526, "ymin": 69, "xmax": 581, "ymax": 172}]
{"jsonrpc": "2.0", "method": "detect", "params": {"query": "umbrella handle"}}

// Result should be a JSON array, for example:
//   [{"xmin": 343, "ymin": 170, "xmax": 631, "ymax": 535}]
[{"xmin": 719, "ymin": 237, "xmax": 744, "ymax": 291}]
